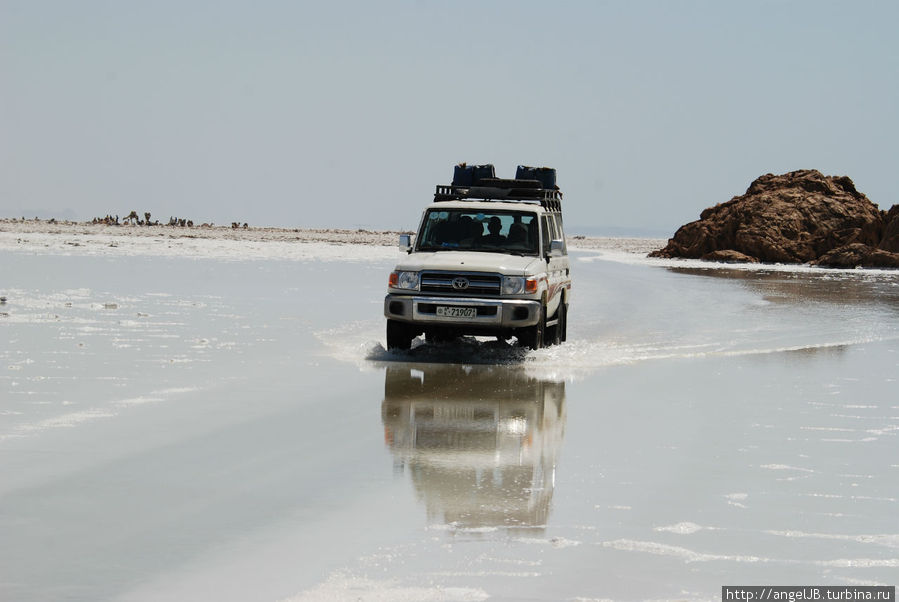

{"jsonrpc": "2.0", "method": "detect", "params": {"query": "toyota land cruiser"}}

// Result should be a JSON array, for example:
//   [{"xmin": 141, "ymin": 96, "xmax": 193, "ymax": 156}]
[{"xmin": 384, "ymin": 164, "xmax": 571, "ymax": 350}]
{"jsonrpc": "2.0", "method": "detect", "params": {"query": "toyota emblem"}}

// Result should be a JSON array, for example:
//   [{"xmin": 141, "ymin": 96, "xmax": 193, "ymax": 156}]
[{"xmin": 451, "ymin": 277, "xmax": 470, "ymax": 290}]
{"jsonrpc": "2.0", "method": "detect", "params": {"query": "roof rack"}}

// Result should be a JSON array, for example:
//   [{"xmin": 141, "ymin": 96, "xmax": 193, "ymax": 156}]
[{"xmin": 434, "ymin": 180, "xmax": 562, "ymax": 212}]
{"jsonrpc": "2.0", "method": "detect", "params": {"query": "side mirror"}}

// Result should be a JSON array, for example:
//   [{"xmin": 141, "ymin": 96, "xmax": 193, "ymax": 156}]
[
  {"xmin": 549, "ymin": 239, "xmax": 565, "ymax": 257},
  {"xmin": 398, "ymin": 234, "xmax": 413, "ymax": 252}
]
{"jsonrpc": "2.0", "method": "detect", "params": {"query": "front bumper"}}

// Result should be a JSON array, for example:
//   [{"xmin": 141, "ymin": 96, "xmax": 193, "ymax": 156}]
[{"xmin": 384, "ymin": 294, "xmax": 541, "ymax": 328}]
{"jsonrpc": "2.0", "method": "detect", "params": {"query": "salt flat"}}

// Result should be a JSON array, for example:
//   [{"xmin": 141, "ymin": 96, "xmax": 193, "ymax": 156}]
[{"xmin": 1, "ymin": 226, "xmax": 897, "ymax": 601}]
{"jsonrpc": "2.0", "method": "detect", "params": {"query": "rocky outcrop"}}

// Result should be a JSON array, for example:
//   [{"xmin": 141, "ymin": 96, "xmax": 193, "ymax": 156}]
[
  {"xmin": 700, "ymin": 249, "xmax": 759, "ymax": 264},
  {"xmin": 880, "ymin": 205, "xmax": 899, "ymax": 253},
  {"xmin": 650, "ymin": 170, "xmax": 899, "ymax": 268},
  {"xmin": 814, "ymin": 243, "xmax": 899, "ymax": 269}
]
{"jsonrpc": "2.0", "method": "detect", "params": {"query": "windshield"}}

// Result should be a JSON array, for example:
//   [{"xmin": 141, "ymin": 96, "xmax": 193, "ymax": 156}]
[{"xmin": 417, "ymin": 209, "xmax": 540, "ymax": 255}]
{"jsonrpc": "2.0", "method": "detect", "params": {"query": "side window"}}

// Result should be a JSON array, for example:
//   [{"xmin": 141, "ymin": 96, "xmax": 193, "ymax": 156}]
[
  {"xmin": 541, "ymin": 216, "xmax": 554, "ymax": 256},
  {"xmin": 541, "ymin": 214, "xmax": 567, "ymax": 256},
  {"xmin": 553, "ymin": 215, "xmax": 567, "ymax": 255}
]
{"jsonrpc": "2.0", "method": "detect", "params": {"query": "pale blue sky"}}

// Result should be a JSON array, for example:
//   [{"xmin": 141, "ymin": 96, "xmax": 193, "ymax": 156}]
[{"xmin": 2, "ymin": 1, "xmax": 897, "ymax": 235}]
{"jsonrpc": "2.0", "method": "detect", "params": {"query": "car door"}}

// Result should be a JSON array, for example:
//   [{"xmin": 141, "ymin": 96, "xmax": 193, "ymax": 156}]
[{"xmin": 541, "ymin": 214, "xmax": 567, "ymax": 318}]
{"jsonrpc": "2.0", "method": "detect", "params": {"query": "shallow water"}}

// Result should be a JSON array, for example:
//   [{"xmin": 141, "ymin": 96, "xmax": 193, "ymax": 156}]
[{"xmin": 1, "ymin": 246, "xmax": 897, "ymax": 601}]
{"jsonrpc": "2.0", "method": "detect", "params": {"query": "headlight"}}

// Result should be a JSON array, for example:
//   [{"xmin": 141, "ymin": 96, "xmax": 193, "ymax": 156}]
[
  {"xmin": 502, "ymin": 276, "xmax": 525, "ymax": 295},
  {"xmin": 501, "ymin": 276, "xmax": 538, "ymax": 295},
  {"xmin": 390, "ymin": 271, "xmax": 420, "ymax": 290}
]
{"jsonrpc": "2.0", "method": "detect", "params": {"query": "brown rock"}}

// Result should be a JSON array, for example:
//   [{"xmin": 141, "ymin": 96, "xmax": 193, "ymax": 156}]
[
  {"xmin": 863, "ymin": 248, "xmax": 899, "ymax": 269},
  {"xmin": 880, "ymin": 205, "xmax": 899, "ymax": 253},
  {"xmin": 651, "ymin": 170, "xmax": 892, "ymax": 268},
  {"xmin": 699, "ymin": 250, "xmax": 759, "ymax": 263},
  {"xmin": 816, "ymin": 244, "xmax": 899, "ymax": 269},
  {"xmin": 812, "ymin": 243, "xmax": 874, "ymax": 268}
]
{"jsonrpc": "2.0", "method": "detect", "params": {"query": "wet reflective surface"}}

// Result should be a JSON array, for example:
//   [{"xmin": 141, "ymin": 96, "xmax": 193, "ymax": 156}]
[
  {"xmin": 1, "ymin": 249, "xmax": 897, "ymax": 601},
  {"xmin": 382, "ymin": 364, "xmax": 565, "ymax": 530}
]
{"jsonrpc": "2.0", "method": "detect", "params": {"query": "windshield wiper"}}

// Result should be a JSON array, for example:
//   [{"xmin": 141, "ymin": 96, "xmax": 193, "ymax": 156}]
[
  {"xmin": 474, "ymin": 248, "xmax": 531, "ymax": 256},
  {"xmin": 418, "ymin": 245, "xmax": 461, "ymax": 251}
]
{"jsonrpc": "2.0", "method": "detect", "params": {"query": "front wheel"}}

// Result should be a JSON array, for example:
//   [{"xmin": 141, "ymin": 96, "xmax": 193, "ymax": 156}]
[
  {"xmin": 547, "ymin": 304, "xmax": 563, "ymax": 346},
  {"xmin": 559, "ymin": 303, "xmax": 568, "ymax": 343},
  {"xmin": 386, "ymin": 320, "xmax": 414, "ymax": 350},
  {"xmin": 519, "ymin": 306, "xmax": 545, "ymax": 350}
]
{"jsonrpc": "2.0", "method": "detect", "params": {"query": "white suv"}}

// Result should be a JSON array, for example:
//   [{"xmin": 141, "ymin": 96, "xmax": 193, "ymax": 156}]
[{"xmin": 384, "ymin": 165, "xmax": 571, "ymax": 350}]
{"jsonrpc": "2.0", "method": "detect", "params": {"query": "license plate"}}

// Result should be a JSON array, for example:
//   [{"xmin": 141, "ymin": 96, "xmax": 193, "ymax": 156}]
[{"xmin": 436, "ymin": 306, "xmax": 477, "ymax": 318}]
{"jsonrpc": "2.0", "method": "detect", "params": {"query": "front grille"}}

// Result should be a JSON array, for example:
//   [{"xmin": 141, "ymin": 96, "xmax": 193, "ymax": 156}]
[{"xmin": 420, "ymin": 271, "xmax": 501, "ymax": 296}]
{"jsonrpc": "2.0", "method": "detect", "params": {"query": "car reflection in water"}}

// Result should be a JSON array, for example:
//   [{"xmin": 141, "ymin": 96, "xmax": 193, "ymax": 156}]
[{"xmin": 381, "ymin": 364, "xmax": 566, "ymax": 530}]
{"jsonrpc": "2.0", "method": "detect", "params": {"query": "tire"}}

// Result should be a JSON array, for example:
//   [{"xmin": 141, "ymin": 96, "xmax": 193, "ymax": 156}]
[
  {"xmin": 519, "ymin": 306, "xmax": 545, "ymax": 350},
  {"xmin": 547, "ymin": 304, "xmax": 562, "ymax": 347},
  {"xmin": 559, "ymin": 303, "xmax": 568, "ymax": 343},
  {"xmin": 386, "ymin": 320, "xmax": 414, "ymax": 350}
]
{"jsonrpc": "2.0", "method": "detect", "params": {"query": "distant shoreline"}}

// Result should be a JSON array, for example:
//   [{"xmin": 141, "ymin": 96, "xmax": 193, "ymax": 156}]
[{"xmin": 0, "ymin": 218, "xmax": 666, "ymax": 255}]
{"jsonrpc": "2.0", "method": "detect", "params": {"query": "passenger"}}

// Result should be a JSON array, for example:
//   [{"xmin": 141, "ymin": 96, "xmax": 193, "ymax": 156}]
[
  {"xmin": 508, "ymin": 222, "xmax": 527, "ymax": 244},
  {"xmin": 528, "ymin": 220, "xmax": 538, "ymax": 246},
  {"xmin": 482, "ymin": 216, "xmax": 505, "ymax": 244},
  {"xmin": 469, "ymin": 218, "xmax": 483, "ymax": 242}
]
